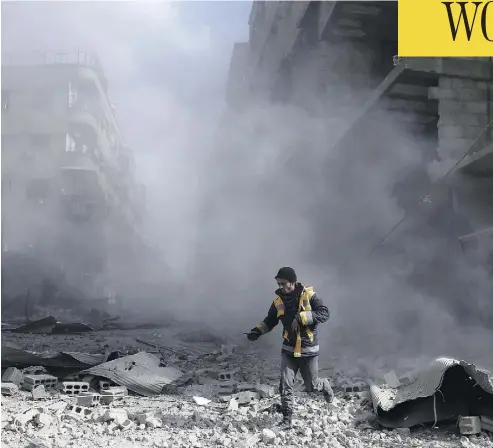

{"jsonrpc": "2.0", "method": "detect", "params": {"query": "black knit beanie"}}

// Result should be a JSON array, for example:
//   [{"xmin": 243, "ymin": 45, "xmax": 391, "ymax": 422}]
[{"xmin": 275, "ymin": 267, "xmax": 297, "ymax": 283}]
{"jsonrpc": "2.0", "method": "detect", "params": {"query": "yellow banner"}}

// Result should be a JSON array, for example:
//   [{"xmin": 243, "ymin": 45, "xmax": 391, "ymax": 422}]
[{"xmin": 399, "ymin": 0, "xmax": 493, "ymax": 57}]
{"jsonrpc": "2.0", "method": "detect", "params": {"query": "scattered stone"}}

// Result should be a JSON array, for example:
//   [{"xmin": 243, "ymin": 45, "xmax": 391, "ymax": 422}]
[
  {"xmin": 1, "ymin": 383, "xmax": 19, "ymax": 396},
  {"xmin": 395, "ymin": 427, "xmax": 411, "ymax": 435},
  {"xmin": 103, "ymin": 409, "xmax": 128, "ymax": 425},
  {"xmin": 262, "ymin": 428, "xmax": 276, "ymax": 444},
  {"xmin": 31, "ymin": 385, "xmax": 47, "ymax": 400},
  {"xmin": 2, "ymin": 367, "xmax": 24, "ymax": 386},
  {"xmin": 193, "ymin": 396, "xmax": 211, "ymax": 406}
]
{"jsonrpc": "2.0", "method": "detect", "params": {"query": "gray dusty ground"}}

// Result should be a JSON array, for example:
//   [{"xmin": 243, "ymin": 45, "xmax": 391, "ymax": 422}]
[{"xmin": 2, "ymin": 326, "xmax": 493, "ymax": 448}]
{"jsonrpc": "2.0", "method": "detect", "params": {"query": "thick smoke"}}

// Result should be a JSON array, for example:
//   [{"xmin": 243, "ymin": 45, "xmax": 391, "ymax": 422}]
[{"xmin": 2, "ymin": 1, "xmax": 492, "ymax": 371}]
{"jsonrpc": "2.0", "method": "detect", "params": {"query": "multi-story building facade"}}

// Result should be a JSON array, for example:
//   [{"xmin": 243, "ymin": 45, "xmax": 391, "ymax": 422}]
[
  {"xmin": 1, "ymin": 51, "xmax": 146, "ymax": 302},
  {"xmin": 218, "ymin": 1, "xmax": 493, "ymax": 322}
]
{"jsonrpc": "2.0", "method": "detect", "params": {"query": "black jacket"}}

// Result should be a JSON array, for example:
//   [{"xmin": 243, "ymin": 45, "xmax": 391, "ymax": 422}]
[{"xmin": 255, "ymin": 283, "xmax": 329, "ymax": 357}]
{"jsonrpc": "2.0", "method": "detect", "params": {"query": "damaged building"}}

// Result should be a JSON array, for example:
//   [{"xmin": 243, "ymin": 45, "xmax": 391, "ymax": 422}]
[
  {"xmin": 221, "ymin": 1, "xmax": 493, "ymax": 322},
  {"xmin": 1, "ymin": 51, "xmax": 147, "ymax": 310}
]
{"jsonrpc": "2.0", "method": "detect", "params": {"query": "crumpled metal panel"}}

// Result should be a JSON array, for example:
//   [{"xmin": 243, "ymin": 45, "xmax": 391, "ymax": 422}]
[
  {"xmin": 63, "ymin": 352, "xmax": 105, "ymax": 366},
  {"xmin": 81, "ymin": 352, "xmax": 183, "ymax": 397},
  {"xmin": 370, "ymin": 357, "xmax": 493, "ymax": 412},
  {"xmin": 1, "ymin": 346, "xmax": 105, "ymax": 369}
]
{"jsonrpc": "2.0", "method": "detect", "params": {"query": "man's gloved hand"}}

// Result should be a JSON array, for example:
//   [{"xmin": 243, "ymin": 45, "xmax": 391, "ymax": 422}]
[{"xmin": 246, "ymin": 327, "xmax": 262, "ymax": 341}]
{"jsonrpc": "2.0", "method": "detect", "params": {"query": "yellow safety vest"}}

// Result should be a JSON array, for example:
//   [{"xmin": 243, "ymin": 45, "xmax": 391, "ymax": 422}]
[{"xmin": 277, "ymin": 287, "xmax": 315, "ymax": 358}]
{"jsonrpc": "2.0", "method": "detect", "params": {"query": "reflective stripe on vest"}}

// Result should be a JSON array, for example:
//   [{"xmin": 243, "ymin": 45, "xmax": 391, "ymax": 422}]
[
  {"xmin": 274, "ymin": 296, "xmax": 285, "ymax": 317},
  {"xmin": 294, "ymin": 287, "xmax": 315, "ymax": 358}
]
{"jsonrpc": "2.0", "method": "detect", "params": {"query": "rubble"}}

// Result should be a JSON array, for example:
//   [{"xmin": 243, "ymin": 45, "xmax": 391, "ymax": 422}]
[
  {"xmin": 1, "ymin": 383, "xmax": 19, "ymax": 396},
  {"xmin": 31, "ymin": 385, "xmax": 47, "ymax": 400},
  {"xmin": 2, "ymin": 367, "xmax": 24, "ymax": 385},
  {"xmin": 2, "ymin": 327, "xmax": 493, "ymax": 448}
]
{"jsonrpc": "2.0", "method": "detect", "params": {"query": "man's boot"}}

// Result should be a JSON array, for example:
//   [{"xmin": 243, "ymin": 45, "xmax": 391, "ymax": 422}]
[
  {"xmin": 323, "ymin": 382, "xmax": 335, "ymax": 403},
  {"xmin": 277, "ymin": 412, "xmax": 292, "ymax": 430}
]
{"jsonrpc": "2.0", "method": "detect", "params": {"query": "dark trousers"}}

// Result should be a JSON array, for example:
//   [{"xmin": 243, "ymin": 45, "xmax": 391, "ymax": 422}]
[{"xmin": 279, "ymin": 352, "xmax": 333, "ymax": 415}]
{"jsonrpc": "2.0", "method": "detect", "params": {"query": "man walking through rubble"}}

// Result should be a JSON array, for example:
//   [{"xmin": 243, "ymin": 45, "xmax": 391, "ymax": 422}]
[{"xmin": 246, "ymin": 267, "xmax": 334, "ymax": 429}]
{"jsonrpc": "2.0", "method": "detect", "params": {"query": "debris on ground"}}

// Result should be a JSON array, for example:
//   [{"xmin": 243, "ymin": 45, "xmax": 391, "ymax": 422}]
[{"xmin": 2, "ymin": 326, "xmax": 493, "ymax": 448}]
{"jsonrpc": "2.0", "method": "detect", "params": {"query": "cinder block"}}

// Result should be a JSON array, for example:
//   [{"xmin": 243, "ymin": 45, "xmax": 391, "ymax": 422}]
[
  {"xmin": 63, "ymin": 404, "xmax": 93, "ymax": 421},
  {"xmin": 22, "ymin": 374, "xmax": 57, "ymax": 391},
  {"xmin": 98, "ymin": 380, "xmax": 113, "ymax": 391},
  {"xmin": 100, "ymin": 386, "xmax": 127, "ymax": 404},
  {"xmin": 77, "ymin": 393, "xmax": 101, "ymax": 407},
  {"xmin": 1, "ymin": 383, "xmax": 19, "ymax": 396},
  {"xmin": 218, "ymin": 372, "xmax": 234, "ymax": 381},
  {"xmin": 2, "ymin": 368, "xmax": 23, "ymax": 386},
  {"xmin": 458, "ymin": 416, "xmax": 481, "ymax": 435},
  {"xmin": 62, "ymin": 381, "xmax": 89, "ymax": 395}
]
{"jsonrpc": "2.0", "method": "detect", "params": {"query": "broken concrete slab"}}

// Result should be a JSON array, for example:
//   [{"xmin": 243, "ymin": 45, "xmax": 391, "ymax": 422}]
[
  {"xmin": 1, "ymin": 383, "xmax": 19, "ymax": 396},
  {"xmin": 2, "ymin": 367, "xmax": 23, "ymax": 386}
]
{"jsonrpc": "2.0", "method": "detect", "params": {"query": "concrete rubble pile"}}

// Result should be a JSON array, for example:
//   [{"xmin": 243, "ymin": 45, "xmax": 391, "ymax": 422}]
[{"xmin": 2, "ymin": 328, "xmax": 493, "ymax": 448}]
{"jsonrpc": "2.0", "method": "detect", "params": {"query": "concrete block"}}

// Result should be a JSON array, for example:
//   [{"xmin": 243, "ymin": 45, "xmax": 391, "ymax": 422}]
[
  {"xmin": 100, "ymin": 386, "xmax": 127, "ymax": 404},
  {"xmin": 2, "ymin": 368, "xmax": 23, "ymax": 386},
  {"xmin": 62, "ymin": 381, "xmax": 89, "ymax": 395},
  {"xmin": 77, "ymin": 393, "xmax": 101, "ymax": 407},
  {"xmin": 1, "ymin": 383, "xmax": 19, "ymax": 395},
  {"xmin": 22, "ymin": 374, "xmax": 57, "ymax": 391},
  {"xmin": 458, "ymin": 416, "xmax": 481, "ymax": 435},
  {"xmin": 31, "ymin": 385, "xmax": 47, "ymax": 400},
  {"xmin": 63, "ymin": 404, "xmax": 93, "ymax": 421},
  {"xmin": 98, "ymin": 379, "xmax": 114, "ymax": 391}
]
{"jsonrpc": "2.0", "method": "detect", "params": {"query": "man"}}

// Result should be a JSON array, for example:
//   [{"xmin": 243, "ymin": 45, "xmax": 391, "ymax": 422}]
[{"xmin": 246, "ymin": 267, "xmax": 334, "ymax": 429}]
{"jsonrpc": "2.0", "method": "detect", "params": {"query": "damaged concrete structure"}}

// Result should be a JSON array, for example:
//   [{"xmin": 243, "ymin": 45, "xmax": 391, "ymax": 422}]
[
  {"xmin": 1, "ymin": 51, "xmax": 147, "ymax": 303},
  {"xmin": 223, "ymin": 1, "xmax": 493, "ymax": 321}
]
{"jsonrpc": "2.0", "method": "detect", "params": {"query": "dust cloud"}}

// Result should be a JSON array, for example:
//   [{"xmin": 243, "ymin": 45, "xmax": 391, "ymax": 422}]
[{"xmin": 2, "ymin": 1, "xmax": 492, "ymax": 370}]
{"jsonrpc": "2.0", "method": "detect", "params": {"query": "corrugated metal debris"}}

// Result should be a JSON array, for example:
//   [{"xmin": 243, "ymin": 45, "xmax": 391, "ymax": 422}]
[{"xmin": 81, "ymin": 352, "xmax": 182, "ymax": 397}]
